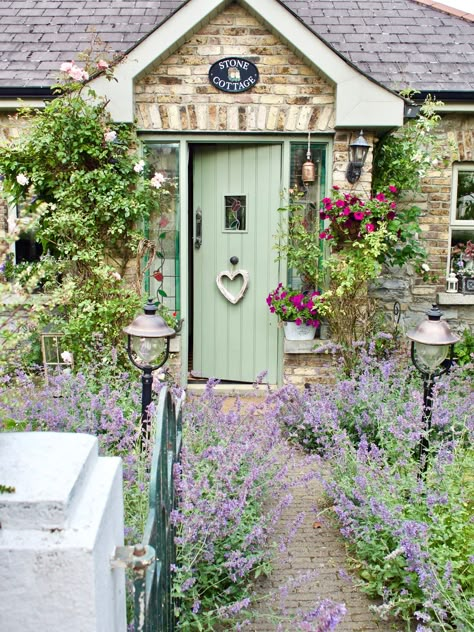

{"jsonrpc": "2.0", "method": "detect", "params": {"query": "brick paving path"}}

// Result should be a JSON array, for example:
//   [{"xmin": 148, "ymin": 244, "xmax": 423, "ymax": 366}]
[{"xmin": 250, "ymin": 450, "xmax": 401, "ymax": 631}]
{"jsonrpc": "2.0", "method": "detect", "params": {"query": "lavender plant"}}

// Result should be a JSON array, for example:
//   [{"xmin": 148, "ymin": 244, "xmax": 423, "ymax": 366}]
[
  {"xmin": 0, "ymin": 368, "xmax": 346, "ymax": 631},
  {"xmin": 171, "ymin": 381, "xmax": 346, "ymax": 631},
  {"xmin": 0, "ymin": 363, "xmax": 149, "ymax": 543},
  {"xmin": 272, "ymin": 354, "xmax": 474, "ymax": 630}
]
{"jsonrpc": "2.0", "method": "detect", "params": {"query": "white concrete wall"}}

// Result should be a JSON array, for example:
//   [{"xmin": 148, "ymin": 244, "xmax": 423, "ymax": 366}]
[{"xmin": 0, "ymin": 432, "xmax": 126, "ymax": 632}]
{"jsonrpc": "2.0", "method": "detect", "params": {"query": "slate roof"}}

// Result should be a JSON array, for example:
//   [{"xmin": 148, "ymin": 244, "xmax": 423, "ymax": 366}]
[{"xmin": 0, "ymin": 0, "xmax": 473, "ymax": 96}]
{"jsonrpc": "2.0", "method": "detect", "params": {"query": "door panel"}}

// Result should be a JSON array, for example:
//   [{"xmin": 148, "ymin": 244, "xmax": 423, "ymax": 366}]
[{"xmin": 193, "ymin": 144, "xmax": 281, "ymax": 383}]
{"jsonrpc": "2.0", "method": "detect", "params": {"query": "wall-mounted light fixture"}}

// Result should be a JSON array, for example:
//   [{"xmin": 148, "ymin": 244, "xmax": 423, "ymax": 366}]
[
  {"xmin": 301, "ymin": 131, "xmax": 317, "ymax": 185},
  {"xmin": 346, "ymin": 130, "xmax": 370, "ymax": 184}
]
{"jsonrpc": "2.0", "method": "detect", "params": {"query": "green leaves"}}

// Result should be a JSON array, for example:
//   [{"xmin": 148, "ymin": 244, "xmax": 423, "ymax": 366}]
[{"xmin": 0, "ymin": 85, "xmax": 162, "ymax": 367}]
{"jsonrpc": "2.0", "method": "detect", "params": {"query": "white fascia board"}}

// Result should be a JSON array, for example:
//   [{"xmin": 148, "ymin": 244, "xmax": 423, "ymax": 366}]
[
  {"xmin": 435, "ymin": 102, "xmax": 474, "ymax": 113},
  {"xmin": 90, "ymin": 0, "xmax": 403, "ymax": 129},
  {"xmin": 90, "ymin": 0, "xmax": 227, "ymax": 121},
  {"xmin": 0, "ymin": 99, "xmax": 47, "ymax": 110}
]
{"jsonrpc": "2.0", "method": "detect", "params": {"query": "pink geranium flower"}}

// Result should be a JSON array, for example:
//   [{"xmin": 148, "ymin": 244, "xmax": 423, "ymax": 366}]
[
  {"xmin": 354, "ymin": 211, "xmax": 365, "ymax": 221},
  {"xmin": 365, "ymin": 223, "xmax": 375, "ymax": 232}
]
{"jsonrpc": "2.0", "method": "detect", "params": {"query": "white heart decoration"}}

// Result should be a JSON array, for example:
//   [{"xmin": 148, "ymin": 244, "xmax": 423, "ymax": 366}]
[{"xmin": 216, "ymin": 269, "xmax": 249, "ymax": 304}]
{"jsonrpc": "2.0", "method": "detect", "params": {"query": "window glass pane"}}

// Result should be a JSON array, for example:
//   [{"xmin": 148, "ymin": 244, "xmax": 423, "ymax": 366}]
[
  {"xmin": 145, "ymin": 143, "xmax": 180, "ymax": 315},
  {"xmin": 455, "ymin": 171, "xmax": 474, "ymax": 221},
  {"xmin": 224, "ymin": 195, "xmax": 246, "ymax": 231},
  {"xmin": 288, "ymin": 143, "xmax": 326, "ymax": 290},
  {"xmin": 451, "ymin": 227, "xmax": 474, "ymax": 275}
]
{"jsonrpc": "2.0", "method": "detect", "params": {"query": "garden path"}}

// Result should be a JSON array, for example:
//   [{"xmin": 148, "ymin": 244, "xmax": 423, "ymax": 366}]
[{"xmin": 219, "ymin": 394, "xmax": 402, "ymax": 632}]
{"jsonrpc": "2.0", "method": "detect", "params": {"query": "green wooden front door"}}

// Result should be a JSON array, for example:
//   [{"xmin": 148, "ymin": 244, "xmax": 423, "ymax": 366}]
[{"xmin": 192, "ymin": 143, "xmax": 282, "ymax": 383}]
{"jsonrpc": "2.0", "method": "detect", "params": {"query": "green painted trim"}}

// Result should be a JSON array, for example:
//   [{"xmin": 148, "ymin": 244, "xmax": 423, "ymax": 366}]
[
  {"xmin": 140, "ymin": 133, "xmax": 333, "ymax": 388},
  {"xmin": 179, "ymin": 139, "xmax": 189, "ymax": 388}
]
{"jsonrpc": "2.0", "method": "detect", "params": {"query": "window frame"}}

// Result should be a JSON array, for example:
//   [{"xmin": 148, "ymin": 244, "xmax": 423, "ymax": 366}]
[{"xmin": 448, "ymin": 163, "xmax": 474, "ymax": 275}]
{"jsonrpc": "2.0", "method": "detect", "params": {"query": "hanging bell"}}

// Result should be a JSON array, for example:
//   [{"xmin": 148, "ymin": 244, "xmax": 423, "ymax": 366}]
[{"xmin": 302, "ymin": 149, "xmax": 316, "ymax": 184}]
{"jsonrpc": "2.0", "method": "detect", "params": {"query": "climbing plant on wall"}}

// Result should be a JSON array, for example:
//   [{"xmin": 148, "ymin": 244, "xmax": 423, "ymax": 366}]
[{"xmin": 0, "ymin": 59, "xmax": 170, "ymax": 367}]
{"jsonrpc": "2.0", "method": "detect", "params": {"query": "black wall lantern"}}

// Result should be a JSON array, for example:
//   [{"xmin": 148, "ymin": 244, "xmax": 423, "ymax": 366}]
[{"xmin": 346, "ymin": 130, "xmax": 370, "ymax": 184}]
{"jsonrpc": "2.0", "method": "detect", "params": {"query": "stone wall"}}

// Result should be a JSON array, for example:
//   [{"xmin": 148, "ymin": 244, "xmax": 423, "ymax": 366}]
[
  {"xmin": 373, "ymin": 112, "xmax": 474, "ymax": 333},
  {"xmin": 135, "ymin": 4, "xmax": 335, "ymax": 134}
]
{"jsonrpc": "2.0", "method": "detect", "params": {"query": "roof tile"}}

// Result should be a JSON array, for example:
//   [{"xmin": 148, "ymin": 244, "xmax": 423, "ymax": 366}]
[{"xmin": 0, "ymin": 0, "xmax": 472, "ymax": 93}]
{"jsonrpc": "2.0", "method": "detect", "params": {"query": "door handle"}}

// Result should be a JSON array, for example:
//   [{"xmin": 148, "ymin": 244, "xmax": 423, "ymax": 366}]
[{"xmin": 195, "ymin": 206, "xmax": 202, "ymax": 249}]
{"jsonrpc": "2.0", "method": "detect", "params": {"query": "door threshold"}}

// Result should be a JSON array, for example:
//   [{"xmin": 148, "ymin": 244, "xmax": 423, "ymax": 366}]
[{"xmin": 186, "ymin": 382, "xmax": 276, "ymax": 396}]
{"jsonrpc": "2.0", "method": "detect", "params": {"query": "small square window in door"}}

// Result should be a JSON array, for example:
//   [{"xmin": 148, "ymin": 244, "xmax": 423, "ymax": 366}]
[{"xmin": 224, "ymin": 195, "xmax": 246, "ymax": 231}]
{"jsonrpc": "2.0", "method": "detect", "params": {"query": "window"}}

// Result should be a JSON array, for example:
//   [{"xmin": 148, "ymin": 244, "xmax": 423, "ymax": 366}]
[
  {"xmin": 144, "ymin": 142, "xmax": 180, "ymax": 315},
  {"xmin": 287, "ymin": 142, "xmax": 326, "ymax": 290},
  {"xmin": 7, "ymin": 203, "xmax": 42, "ymax": 266},
  {"xmin": 449, "ymin": 165, "xmax": 474, "ymax": 279}
]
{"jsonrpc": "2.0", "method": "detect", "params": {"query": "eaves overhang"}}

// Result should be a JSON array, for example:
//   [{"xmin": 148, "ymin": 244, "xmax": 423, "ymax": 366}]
[
  {"xmin": 0, "ymin": 86, "xmax": 53, "ymax": 110},
  {"xmin": 88, "ymin": 0, "xmax": 404, "ymax": 130},
  {"xmin": 414, "ymin": 91, "xmax": 474, "ymax": 113}
]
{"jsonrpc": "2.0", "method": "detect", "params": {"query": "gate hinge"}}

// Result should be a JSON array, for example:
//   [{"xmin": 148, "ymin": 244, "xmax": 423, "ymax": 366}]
[{"xmin": 111, "ymin": 544, "xmax": 155, "ymax": 571}]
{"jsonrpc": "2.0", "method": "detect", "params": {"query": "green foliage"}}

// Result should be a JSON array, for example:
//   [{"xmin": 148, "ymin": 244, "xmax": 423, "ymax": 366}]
[
  {"xmin": 372, "ymin": 93, "xmax": 452, "ymax": 195},
  {"xmin": 454, "ymin": 328, "xmax": 474, "ymax": 371},
  {"xmin": 0, "ymin": 484, "xmax": 16, "ymax": 494},
  {"xmin": 278, "ymin": 358, "xmax": 474, "ymax": 629},
  {"xmin": 0, "ymin": 67, "xmax": 170, "ymax": 367},
  {"xmin": 274, "ymin": 189, "xmax": 321, "ymax": 290}
]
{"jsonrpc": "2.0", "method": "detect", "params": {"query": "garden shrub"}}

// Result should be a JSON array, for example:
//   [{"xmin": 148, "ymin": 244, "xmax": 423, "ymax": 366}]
[
  {"xmin": 0, "ymin": 58, "xmax": 172, "ymax": 369},
  {"xmin": 0, "ymin": 370, "xmax": 346, "ymax": 631},
  {"xmin": 172, "ymin": 381, "xmax": 346, "ymax": 630},
  {"xmin": 270, "ymin": 354, "xmax": 474, "ymax": 630}
]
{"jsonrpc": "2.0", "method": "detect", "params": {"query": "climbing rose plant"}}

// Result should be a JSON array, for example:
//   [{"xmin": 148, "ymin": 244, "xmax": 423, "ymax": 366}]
[{"xmin": 0, "ymin": 59, "xmax": 171, "ymax": 367}]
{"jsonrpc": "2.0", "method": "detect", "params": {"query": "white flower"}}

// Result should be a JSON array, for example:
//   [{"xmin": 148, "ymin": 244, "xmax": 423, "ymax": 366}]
[
  {"xmin": 104, "ymin": 130, "xmax": 117, "ymax": 143},
  {"xmin": 16, "ymin": 173, "xmax": 29, "ymax": 186},
  {"xmin": 134, "ymin": 160, "xmax": 145, "ymax": 173},
  {"xmin": 421, "ymin": 263, "xmax": 430, "ymax": 272},
  {"xmin": 111, "ymin": 271, "xmax": 121, "ymax": 280},
  {"xmin": 60, "ymin": 351, "xmax": 74, "ymax": 364},
  {"xmin": 150, "ymin": 171, "xmax": 166, "ymax": 189}
]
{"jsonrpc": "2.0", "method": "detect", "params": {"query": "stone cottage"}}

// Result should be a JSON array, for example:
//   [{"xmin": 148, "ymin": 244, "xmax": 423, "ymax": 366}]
[{"xmin": 1, "ymin": 0, "xmax": 473, "ymax": 386}]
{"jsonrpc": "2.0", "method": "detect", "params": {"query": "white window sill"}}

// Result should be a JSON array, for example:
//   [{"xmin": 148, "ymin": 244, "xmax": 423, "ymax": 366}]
[{"xmin": 437, "ymin": 292, "xmax": 474, "ymax": 306}]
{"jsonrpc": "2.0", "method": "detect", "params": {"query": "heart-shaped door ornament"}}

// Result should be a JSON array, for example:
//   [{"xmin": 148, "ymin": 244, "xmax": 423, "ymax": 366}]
[{"xmin": 216, "ymin": 269, "xmax": 249, "ymax": 304}]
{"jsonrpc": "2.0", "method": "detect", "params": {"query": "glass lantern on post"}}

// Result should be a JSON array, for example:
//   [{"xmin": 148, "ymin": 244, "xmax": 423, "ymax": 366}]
[
  {"xmin": 123, "ymin": 298, "xmax": 175, "ymax": 439},
  {"xmin": 40, "ymin": 327, "xmax": 73, "ymax": 384},
  {"xmin": 406, "ymin": 305, "xmax": 459, "ymax": 472}
]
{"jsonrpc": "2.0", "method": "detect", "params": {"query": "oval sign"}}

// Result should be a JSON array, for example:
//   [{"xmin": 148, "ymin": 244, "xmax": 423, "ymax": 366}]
[{"xmin": 209, "ymin": 57, "xmax": 259, "ymax": 93}]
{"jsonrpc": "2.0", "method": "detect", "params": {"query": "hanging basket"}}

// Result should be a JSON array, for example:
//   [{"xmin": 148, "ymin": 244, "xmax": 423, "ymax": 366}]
[{"xmin": 330, "ymin": 220, "xmax": 361, "ymax": 248}]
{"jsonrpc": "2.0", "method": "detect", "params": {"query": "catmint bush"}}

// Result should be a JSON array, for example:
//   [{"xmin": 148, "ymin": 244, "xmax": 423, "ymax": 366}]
[
  {"xmin": 0, "ymin": 364, "xmax": 149, "ymax": 543},
  {"xmin": 271, "ymin": 354, "xmax": 474, "ymax": 630},
  {"xmin": 172, "ymin": 380, "xmax": 345, "ymax": 631}
]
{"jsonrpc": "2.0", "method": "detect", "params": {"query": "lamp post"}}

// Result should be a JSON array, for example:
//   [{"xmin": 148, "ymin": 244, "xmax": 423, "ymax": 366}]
[
  {"xmin": 123, "ymin": 298, "xmax": 175, "ymax": 438},
  {"xmin": 406, "ymin": 305, "xmax": 459, "ymax": 472}
]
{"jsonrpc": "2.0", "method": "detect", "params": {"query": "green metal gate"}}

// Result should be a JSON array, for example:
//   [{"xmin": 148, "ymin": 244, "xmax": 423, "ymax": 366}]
[{"xmin": 114, "ymin": 386, "xmax": 183, "ymax": 631}]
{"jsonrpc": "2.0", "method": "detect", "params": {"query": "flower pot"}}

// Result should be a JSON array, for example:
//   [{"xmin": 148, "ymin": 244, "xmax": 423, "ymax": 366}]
[
  {"xmin": 459, "ymin": 275, "xmax": 474, "ymax": 295},
  {"xmin": 283, "ymin": 321, "xmax": 316, "ymax": 341}
]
